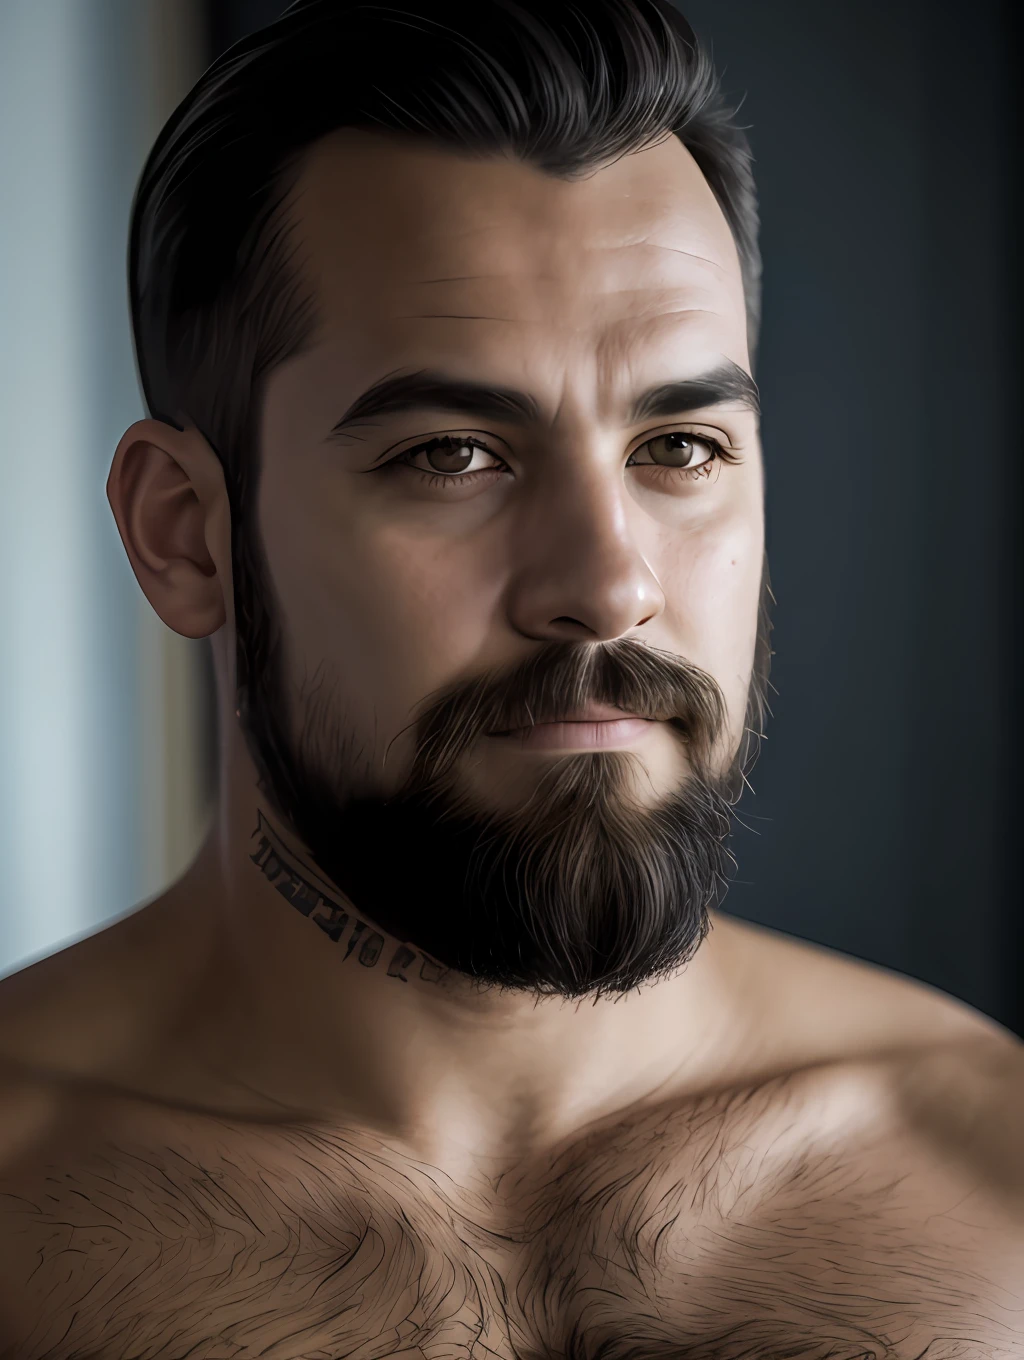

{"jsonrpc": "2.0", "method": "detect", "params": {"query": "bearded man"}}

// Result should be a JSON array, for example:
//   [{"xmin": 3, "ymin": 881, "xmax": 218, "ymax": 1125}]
[{"xmin": 0, "ymin": 1, "xmax": 1021, "ymax": 1356}]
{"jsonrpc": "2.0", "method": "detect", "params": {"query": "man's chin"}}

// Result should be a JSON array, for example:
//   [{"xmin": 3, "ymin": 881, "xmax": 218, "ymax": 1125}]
[{"xmin": 283, "ymin": 759, "xmax": 730, "ymax": 1000}]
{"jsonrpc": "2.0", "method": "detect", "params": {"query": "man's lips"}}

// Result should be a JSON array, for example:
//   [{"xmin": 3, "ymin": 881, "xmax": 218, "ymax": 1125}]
[
  {"xmin": 486, "ymin": 702, "xmax": 652, "ymax": 738},
  {"xmin": 484, "ymin": 707, "xmax": 655, "ymax": 750}
]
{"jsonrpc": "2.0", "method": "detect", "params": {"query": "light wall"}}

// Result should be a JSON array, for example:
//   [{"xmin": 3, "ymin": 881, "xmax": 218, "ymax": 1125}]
[{"xmin": 0, "ymin": 0, "xmax": 213, "ymax": 977}]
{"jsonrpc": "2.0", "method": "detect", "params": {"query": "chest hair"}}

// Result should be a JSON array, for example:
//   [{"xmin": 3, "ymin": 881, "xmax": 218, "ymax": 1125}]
[{"xmin": 0, "ymin": 1077, "xmax": 1004, "ymax": 1360}]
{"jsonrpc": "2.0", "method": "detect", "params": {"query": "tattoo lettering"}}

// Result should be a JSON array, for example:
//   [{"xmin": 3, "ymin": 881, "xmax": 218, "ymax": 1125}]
[
  {"xmin": 387, "ymin": 943, "xmax": 418, "ymax": 980},
  {"xmin": 249, "ymin": 811, "xmax": 449, "ymax": 985}
]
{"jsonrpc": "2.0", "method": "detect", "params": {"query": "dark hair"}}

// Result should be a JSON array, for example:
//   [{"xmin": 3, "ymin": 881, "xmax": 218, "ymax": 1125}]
[{"xmin": 130, "ymin": 0, "xmax": 760, "ymax": 520}]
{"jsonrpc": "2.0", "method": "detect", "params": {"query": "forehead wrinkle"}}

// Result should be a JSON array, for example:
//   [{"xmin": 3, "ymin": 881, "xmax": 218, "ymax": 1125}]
[
  {"xmin": 411, "ymin": 275, "xmax": 496, "ymax": 285},
  {"xmin": 606, "ymin": 234, "xmax": 731, "ymax": 270},
  {"xmin": 382, "ymin": 307, "xmax": 721, "ymax": 339},
  {"xmin": 388, "ymin": 279, "xmax": 723, "ymax": 324},
  {"xmin": 395, "ymin": 261, "xmax": 728, "ymax": 308},
  {"xmin": 397, "ymin": 240, "xmax": 729, "ymax": 292},
  {"xmin": 595, "ymin": 308, "xmax": 725, "ymax": 350},
  {"xmin": 402, "ymin": 284, "xmax": 721, "ymax": 300},
  {"xmin": 394, "ymin": 313, "xmax": 532, "ymax": 323}
]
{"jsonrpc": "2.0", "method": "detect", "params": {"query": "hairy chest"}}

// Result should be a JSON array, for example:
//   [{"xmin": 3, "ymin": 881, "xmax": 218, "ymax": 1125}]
[{"xmin": 0, "ymin": 1098, "xmax": 994, "ymax": 1360}]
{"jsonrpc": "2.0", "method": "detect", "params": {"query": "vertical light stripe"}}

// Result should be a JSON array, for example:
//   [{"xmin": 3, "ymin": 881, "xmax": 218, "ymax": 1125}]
[
  {"xmin": 0, "ymin": 1, "xmax": 95, "ymax": 965},
  {"xmin": 0, "ymin": 0, "xmax": 210, "ymax": 976}
]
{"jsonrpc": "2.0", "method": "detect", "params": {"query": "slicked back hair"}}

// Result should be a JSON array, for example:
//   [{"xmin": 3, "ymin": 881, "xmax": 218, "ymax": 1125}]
[{"xmin": 130, "ymin": 0, "xmax": 761, "ymax": 522}]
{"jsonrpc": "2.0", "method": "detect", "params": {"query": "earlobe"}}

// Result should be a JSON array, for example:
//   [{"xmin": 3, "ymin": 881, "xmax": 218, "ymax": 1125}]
[{"xmin": 107, "ymin": 418, "xmax": 229, "ymax": 639}]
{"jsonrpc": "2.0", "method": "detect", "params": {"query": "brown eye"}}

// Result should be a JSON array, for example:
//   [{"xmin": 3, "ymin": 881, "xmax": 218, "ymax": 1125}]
[
  {"xmin": 399, "ymin": 434, "xmax": 500, "ymax": 476},
  {"xmin": 423, "ymin": 436, "xmax": 477, "ymax": 474},
  {"xmin": 634, "ymin": 432, "xmax": 717, "ymax": 469}
]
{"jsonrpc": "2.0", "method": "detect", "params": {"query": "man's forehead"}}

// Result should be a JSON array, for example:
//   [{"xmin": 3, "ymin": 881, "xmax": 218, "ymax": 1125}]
[{"xmin": 289, "ymin": 129, "xmax": 744, "ymax": 317}]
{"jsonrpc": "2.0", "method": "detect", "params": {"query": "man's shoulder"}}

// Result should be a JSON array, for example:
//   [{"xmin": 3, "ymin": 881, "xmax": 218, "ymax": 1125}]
[
  {"xmin": 0, "ymin": 926, "xmax": 134, "ymax": 1183},
  {"xmin": 581, "ymin": 1026, "xmax": 1024, "ymax": 1355},
  {"xmin": 0, "ymin": 892, "xmax": 217, "ymax": 1099},
  {"xmin": 701, "ymin": 1034, "xmax": 1024, "ymax": 1355},
  {"xmin": 878, "ymin": 1031, "xmax": 1024, "ymax": 1215},
  {"xmin": 810, "ymin": 1039, "xmax": 1017, "ymax": 1349},
  {"xmin": 681, "ymin": 918, "xmax": 1024, "ymax": 1348},
  {"xmin": 789, "ymin": 1028, "xmax": 1024, "ymax": 1187},
  {"xmin": 738, "ymin": 915, "xmax": 1024, "ymax": 1215},
  {"xmin": 718, "ymin": 911, "xmax": 1014, "ymax": 1070}
]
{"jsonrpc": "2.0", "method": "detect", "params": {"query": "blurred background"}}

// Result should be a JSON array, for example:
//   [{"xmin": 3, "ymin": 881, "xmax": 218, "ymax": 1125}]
[{"xmin": 1, "ymin": 0, "xmax": 1020, "ymax": 1035}]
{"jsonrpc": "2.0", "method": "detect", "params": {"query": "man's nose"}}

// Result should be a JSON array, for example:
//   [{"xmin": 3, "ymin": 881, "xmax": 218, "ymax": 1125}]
[{"xmin": 503, "ymin": 468, "xmax": 666, "ymax": 645}]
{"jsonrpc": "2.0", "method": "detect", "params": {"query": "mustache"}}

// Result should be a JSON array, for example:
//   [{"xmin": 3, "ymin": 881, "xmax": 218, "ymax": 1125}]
[{"xmin": 394, "ymin": 637, "xmax": 728, "ymax": 787}]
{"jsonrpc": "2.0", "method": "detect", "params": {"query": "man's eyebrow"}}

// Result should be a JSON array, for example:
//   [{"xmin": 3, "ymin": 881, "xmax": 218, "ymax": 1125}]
[
  {"xmin": 629, "ymin": 359, "xmax": 760, "ymax": 421},
  {"xmin": 326, "ymin": 358, "xmax": 760, "ymax": 442}
]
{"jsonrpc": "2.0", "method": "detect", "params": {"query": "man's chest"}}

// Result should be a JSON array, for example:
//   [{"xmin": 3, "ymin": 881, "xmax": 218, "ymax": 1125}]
[{"xmin": 0, "ymin": 1096, "xmax": 980, "ymax": 1360}]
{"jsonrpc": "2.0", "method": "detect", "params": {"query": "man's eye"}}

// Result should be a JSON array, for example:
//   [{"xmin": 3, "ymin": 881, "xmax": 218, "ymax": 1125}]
[
  {"xmin": 383, "ymin": 429, "xmax": 738, "ymax": 492},
  {"xmin": 627, "ymin": 432, "xmax": 723, "ymax": 471},
  {"xmin": 393, "ymin": 434, "xmax": 502, "ymax": 478}
]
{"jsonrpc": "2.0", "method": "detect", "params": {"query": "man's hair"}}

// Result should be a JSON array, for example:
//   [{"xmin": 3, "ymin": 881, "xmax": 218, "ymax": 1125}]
[{"xmin": 130, "ymin": 0, "xmax": 761, "ymax": 514}]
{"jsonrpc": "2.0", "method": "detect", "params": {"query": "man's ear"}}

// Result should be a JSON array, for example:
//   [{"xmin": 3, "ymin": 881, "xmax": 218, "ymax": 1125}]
[{"xmin": 106, "ymin": 419, "xmax": 230, "ymax": 639}]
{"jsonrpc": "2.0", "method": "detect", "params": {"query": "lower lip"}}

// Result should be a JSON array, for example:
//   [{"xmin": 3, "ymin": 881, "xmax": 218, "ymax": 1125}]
[{"xmin": 488, "ymin": 718, "xmax": 655, "ymax": 751}]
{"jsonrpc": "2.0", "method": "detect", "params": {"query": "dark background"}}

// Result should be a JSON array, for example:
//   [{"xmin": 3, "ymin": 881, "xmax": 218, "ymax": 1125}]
[{"xmin": 202, "ymin": 0, "xmax": 1022, "ymax": 1035}]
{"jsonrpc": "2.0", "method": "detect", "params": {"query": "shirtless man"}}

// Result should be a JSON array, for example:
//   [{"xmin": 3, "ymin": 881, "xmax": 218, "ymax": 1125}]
[{"xmin": 0, "ymin": 1, "xmax": 1021, "ymax": 1356}]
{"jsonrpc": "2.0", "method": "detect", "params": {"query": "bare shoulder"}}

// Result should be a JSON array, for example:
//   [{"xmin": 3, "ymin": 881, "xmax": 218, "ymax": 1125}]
[
  {"xmin": 716, "ymin": 910, "xmax": 1015, "ymax": 1068},
  {"xmin": 789, "ymin": 1030, "xmax": 1024, "ymax": 1201},
  {"xmin": 684, "ymin": 918, "xmax": 1024, "ymax": 1352},
  {"xmin": 883, "ymin": 1030, "xmax": 1024, "ymax": 1211},
  {"xmin": 0, "ymin": 895, "xmax": 227, "ymax": 1341},
  {"xmin": 0, "ymin": 916, "xmax": 158, "ymax": 1185},
  {"xmin": 0, "ymin": 888, "xmax": 218, "ymax": 1095},
  {"xmin": 751, "ymin": 1036, "xmax": 1024, "ymax": 1354},
  {"xmin": 730, "ymin": 915, "xmax": 1024, "ymax": 1258}
]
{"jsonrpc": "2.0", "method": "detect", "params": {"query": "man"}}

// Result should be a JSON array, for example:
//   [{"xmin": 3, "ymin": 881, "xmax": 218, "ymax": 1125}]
[{"xmin": 0, "ymin": 0, "xmax": 1020, "ymax": 1355}]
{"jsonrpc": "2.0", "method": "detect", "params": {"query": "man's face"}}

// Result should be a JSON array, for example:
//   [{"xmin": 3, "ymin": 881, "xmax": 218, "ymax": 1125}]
[{"xmin": 239, "ymin": 129, "xmax": 766, "ymax": 999}]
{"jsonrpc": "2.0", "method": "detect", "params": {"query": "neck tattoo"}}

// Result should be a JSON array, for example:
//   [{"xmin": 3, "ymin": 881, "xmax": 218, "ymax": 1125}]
[{"xmin": 248, "ymin": 810, "xmax": 450, "ymax": 987}]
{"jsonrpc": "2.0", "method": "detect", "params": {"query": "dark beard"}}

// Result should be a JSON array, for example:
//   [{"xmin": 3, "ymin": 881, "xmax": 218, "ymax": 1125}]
[
  {"xmin": 229, "ymin": 507, "xmax": 773, "ymax": 1001},
  {"xmin": 270, "ymin": 718, "xmax": 733, "ymax": 1002}
]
